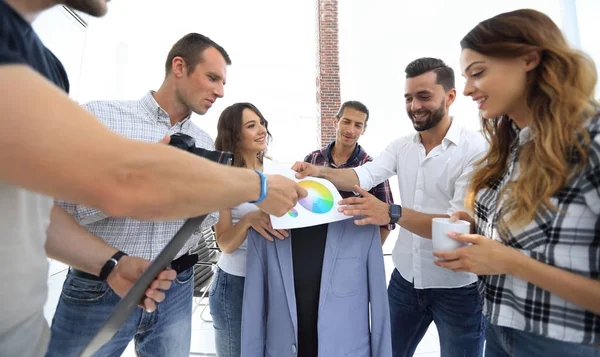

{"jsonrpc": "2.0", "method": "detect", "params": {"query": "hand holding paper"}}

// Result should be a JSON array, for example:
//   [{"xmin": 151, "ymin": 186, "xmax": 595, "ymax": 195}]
[
  {"xmin": 243, "ymin": 210, "xmax": 288, "ymax": 241},
  {"xmin": 338, "ymin": 185, "xmax": 391, "ymax": 226},
  {"xmin": 263, "ymin": 160, "xmax": 349, "ymax": 229},
  {"xmin": 291, "ymin": 161, "xmax": 323, "ymax": 179}
]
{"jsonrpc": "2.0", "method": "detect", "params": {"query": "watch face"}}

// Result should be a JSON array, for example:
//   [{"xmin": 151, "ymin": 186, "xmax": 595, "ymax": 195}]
[{"xmin": 389, "ymin": 204, "xmax": 401, "ymax": 223}]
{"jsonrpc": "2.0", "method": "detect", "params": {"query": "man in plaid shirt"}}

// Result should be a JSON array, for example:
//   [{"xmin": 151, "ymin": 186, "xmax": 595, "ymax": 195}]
[
  {"xmin": 47, "ymin": 33, "xmax": 230, "ymax": 357},
  {"xmin": 304, "ymin": 101, "xmax": 395, "ymax": 243}
]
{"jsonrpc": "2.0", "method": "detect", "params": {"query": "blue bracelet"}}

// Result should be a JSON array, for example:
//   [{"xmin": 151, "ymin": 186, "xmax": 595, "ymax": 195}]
[{"xmin": 249, "ymin": 170, "xmax": 268, "ymax": 204}]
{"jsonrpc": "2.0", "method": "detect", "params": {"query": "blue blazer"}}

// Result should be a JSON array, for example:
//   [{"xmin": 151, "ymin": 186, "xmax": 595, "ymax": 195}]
[{"xmin": 241, "ymin": 219, "xmax": 392, "ymax": 357}]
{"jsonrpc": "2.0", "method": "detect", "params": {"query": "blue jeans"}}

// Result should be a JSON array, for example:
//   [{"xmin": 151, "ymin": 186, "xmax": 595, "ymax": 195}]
[
  {"xmin": 46, "ymin": 267, "xmax": 194, "ymax": 357},
  {"xmin": 209, "ymin": 267, "xmax": 245, "ymax": 357},
  {"xmin": 388, "ymin": 269, "xmax": 485, "ymax": 357},
  {"xmin": 485, "ymin": 322, "xmax": 600, "ymax": 357}
]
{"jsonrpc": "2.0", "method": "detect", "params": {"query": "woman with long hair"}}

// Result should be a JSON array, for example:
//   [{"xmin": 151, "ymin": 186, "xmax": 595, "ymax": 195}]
[
  {"xmin": 208, "ymin": 102, "xmax": 287, "ymax": 357},
  {"xmin": 433, "ymin": 9, "xmax": 600, "ymax": 356}
]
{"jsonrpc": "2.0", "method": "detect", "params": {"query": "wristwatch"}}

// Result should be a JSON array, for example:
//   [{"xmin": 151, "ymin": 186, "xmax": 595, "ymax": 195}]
[
  {"xmin": 99, "ymin": 251, "xmax": 128, "ymax": 281},
  {"xmin": 388, "ymin": 204, "xmax": 402, "ymax": 225}
]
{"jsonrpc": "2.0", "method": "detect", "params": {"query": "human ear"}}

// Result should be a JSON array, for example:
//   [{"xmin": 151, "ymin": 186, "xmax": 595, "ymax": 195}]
[{"xmin": 523, "ymin": 51, "xmax": 541, "ymax": 72}]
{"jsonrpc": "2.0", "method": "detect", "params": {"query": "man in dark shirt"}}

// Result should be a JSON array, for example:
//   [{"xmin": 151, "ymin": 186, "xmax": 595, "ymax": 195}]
[
  {"xmin": 304, "ymin": 101, "xmax": 396, "ymax": 244},
  {"xmin": 0, "ymin": 0, "xmax": 305, "ymax": 355},
  {"xmin": 0, "ymin": 1, "xmax": 175, "ymax": 355},
  {"xmin": 292, "ymin": 101, "xmax": 395, "ymax": 356},
  {"xmin": 0, "ymin": 1, "xmax": 70, "ymax": 91}
]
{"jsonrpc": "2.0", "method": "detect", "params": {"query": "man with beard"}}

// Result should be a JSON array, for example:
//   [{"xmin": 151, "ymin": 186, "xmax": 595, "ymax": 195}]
[{"xmin": 292, "ymin": 58, "xmax": 488, "ymax": 357}]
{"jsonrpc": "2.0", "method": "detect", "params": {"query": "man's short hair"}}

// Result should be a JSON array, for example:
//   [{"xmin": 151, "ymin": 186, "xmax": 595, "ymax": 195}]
[
  {"xmin": 404, "ymin": 57, "xmax": 455, "ymax": 91},
  {"xmin": 336, "ymin": 100, "xmax": 369, "ymax": 124},
  {"xmin": 165, "ymin": 33, "xmax": 232, "ymax": 76}
]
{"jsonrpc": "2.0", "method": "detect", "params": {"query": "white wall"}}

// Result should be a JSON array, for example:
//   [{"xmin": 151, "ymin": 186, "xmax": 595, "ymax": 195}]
[
  {"xmin": 34, "ymin": 1, "xmax": 599, "ymax": 168},
  {"xmin": 338, "ymin": 0, "xmax": 599, "ymax": 158},
  {"xmin": 337, "ymin": 0, "xmax": 599, "ymax": 210},
  {"xmin": 33, "ymin": 6, "xmax": 88, "ymax": 101},
  {"xmin": 576, "ymin": 0, "xmax": 600, "ymax": 95},
  {"xmin": 338, "ymin": 0, "xmax": 570, "ymax": 158},
  {"xmin": 73, "ymin": 0, "xmax": 318, "ymax": 164}
]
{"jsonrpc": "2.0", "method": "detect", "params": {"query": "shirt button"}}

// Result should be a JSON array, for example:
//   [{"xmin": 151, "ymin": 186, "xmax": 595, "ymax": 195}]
[{"xmin": 292, "ymin": 344, "xmax": 297, "ymax": 354}]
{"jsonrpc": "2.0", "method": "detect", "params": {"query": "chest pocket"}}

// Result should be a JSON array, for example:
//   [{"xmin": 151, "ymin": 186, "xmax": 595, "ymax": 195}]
[{"xmin": 331, "ymin": 257, "xmax": 366, "ymax": 297}]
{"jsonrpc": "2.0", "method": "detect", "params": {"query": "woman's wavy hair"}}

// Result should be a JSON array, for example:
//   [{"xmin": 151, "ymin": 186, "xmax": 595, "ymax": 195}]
[
  {"xmin": 461, "ymin": 9, "xmax": 598, "ymax": 228},
  {"xmin": 215, "ymin": 102, "xmax": 272, "ymax": 168}
]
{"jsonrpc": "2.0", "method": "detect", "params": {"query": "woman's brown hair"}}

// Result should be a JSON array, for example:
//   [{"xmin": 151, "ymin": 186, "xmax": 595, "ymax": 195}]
[{"xmin": 461, "ymin": 9, "xmax": 598, "ymax": 227}]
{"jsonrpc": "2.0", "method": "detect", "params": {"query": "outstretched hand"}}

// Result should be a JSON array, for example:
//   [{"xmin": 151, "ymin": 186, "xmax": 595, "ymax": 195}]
[
  {"xmin": 257, "ymin": 175, "xmax": 307, "ymax": 217},
  {"xmin": 338, "ymin": 185, "xmax": 390, "ymax": 226},
  {"xmin": 291, "ymin": 161, "xmax": 323, "ymax": 179}
]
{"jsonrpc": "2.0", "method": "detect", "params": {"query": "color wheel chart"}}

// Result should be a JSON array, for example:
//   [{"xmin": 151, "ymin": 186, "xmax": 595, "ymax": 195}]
[{"xmin": 288, "ymin": 180, "xmax": 334, "ymax": 217}]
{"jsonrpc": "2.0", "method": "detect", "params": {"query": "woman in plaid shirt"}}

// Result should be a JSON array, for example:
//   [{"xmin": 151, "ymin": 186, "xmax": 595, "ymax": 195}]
[{"xmin": 433, "ymin": 9, "xmax": 600, "ymax": 357}]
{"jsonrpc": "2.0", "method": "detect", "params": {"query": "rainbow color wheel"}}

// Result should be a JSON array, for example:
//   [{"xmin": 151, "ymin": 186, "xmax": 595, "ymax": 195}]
[
  {"xmin": 288, "ymin": 208, "xmax": 299, "ymax": 217},
  {"xmin": 298, "ymin": 180, "xmax": 334, "ymax": 214}
]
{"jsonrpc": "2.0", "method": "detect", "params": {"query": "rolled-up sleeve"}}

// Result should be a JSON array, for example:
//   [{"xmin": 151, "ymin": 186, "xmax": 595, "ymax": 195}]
[{"xmin": 55, "ymin": 200, "xmax": 108, "ymax": 225}]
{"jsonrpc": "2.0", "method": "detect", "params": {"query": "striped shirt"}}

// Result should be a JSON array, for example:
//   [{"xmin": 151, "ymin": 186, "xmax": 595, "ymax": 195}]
[
  {"xmin": 474, "ymin": 114, "xmax": 600, "ymax": 345},
  {"xmin": 56, "ymin": 91, "xmax": 219, "ymax": 260}
]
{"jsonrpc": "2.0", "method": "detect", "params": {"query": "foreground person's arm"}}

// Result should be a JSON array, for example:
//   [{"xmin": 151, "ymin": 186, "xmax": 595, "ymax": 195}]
[
  {"xmin": 45, "ymin": 205, "xmax": 175, "ymax": 312},
  {"xmin": 0, "ymin": 66, "xmax": 306, "ymax": 219}
]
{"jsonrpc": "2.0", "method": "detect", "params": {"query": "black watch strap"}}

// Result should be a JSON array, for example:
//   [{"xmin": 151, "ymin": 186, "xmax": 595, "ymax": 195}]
[{"xmin": 99, "ymin": 251, "xmax": 128, "ymax": 281}]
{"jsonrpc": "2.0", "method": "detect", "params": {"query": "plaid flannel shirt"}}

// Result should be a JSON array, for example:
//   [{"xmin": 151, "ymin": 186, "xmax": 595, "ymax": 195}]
[
  {"xmin": 474, "ymin": 114, "xmax": 600, "ymax": 345},
  {"xmin": 304, "ymin": 141, "xmax": 395, "ymax": 231}
]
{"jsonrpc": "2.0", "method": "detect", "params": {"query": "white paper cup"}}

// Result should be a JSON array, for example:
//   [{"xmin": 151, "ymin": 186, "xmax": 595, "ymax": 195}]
[{"xmin": 431, "ymin": 218, "xmax": 471, "ymax": 252}]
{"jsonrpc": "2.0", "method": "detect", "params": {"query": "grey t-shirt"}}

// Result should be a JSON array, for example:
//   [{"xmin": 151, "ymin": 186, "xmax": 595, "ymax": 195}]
[
  {"xmin": 0, "ymin": 0, "xmax": 70, "ymax": 354},
  {"xmin": 0, "ymin": 182, "xmax": 53, "ymax": 356}
]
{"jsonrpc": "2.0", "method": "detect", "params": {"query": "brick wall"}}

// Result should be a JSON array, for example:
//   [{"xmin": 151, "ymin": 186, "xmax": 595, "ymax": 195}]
[{"xmin": 316, "ymin": 0, "xmax": 340, "ymax": 148}]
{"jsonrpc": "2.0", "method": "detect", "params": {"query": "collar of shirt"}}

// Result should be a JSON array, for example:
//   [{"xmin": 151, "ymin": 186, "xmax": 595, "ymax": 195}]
[
  {"xmin": 322, "ymin": 141, "xmax": 365, "ymax": 168},
  {"xmin": 140, "ymin": 91, "xmax": 192, "ymax": 129},
  {"xmin": 411, "ymin": 117, "xmax": 462, "ymax": 150},
  {"xmin": 509, "ymin": 119, "xmax": 533, "ymax": 147}
]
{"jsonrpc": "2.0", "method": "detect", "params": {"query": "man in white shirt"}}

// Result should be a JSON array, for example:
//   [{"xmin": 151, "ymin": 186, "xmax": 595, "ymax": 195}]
[{"xmin": 293, "ymin": 58, "xmax": 488, "ymax": 357}]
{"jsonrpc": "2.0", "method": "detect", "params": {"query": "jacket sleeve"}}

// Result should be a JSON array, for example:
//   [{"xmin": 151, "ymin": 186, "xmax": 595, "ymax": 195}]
[
  {"xmin": 241, "ymin": 230, "xmax": 267, "ymax": 357},
  {"xmin": 367, "ymin": 227, "xmax": 393, "ymax": 357}
]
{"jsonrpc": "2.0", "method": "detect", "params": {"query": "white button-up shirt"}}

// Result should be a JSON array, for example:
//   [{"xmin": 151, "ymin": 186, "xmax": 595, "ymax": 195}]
[{"xmin": 354, "ymin": 120, "xmax": 487, "ymax": 288}]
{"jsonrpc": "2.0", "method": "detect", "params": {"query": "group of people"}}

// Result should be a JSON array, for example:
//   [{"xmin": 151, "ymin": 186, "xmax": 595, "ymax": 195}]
[{"xmin": 0, "ymin": 0, "xmax": 598, "ymax": 357}]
